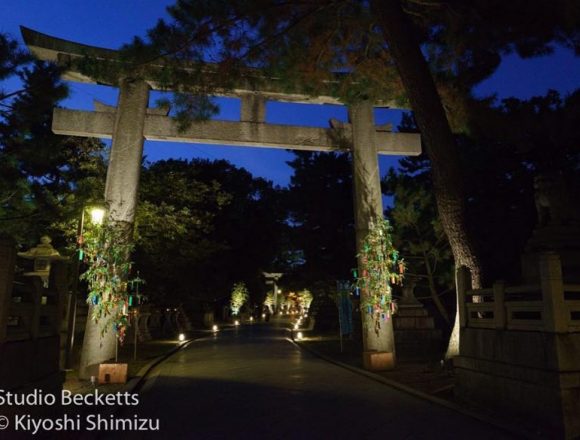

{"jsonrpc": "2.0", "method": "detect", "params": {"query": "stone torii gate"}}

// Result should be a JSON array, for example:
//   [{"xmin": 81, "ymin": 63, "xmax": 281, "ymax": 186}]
[{"xmin": 22, "ymin": 27, "xmax": 421, "ymax": 376}]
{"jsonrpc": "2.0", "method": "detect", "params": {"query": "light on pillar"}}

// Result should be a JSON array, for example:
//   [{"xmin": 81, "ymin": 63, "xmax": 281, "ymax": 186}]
[{"xmin": 89, "ymin": 207, "xmax": 106, "ymax": 225}]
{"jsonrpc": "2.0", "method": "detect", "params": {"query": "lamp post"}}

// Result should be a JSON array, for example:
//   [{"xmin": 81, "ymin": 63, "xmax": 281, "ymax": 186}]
[{"xmin": 64, "ymin": 205, "xmax": 106, "ymax": 370}]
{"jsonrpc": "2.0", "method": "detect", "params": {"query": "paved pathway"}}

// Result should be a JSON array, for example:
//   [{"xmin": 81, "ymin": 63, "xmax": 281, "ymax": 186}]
[{"xmin": 122, "ymin": 325, "xmax": 514, "ymax": 439}]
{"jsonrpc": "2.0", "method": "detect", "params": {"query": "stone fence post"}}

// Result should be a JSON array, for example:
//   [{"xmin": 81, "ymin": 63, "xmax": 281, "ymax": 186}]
[
  {"xmin": 0, "ymin": 238, "xmax": 16, "ymax": 343},
  {"xmin": 540, "ymin": 252, "xmax": 567, "ymax": 333},
  {"xmin": 493, "ymin": 281, "xmax": 506, "ymax": 329},
  {"xmin": 456, "ymin": 266, "xmax": 471, "ymax": 328}
]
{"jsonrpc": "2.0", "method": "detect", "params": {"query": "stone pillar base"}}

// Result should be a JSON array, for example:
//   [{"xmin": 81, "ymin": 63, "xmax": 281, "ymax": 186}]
[{"xmin": 362, "ymin": 350, "xmax": 395, "ymax": 371}]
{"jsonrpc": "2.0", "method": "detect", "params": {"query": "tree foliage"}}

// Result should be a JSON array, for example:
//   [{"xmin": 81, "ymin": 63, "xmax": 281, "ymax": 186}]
[
  {"xmin": 284, "ymin": 151, "xmax": 356, "ymax": 292},
  {"xmin": 383, "ymin": 154, "xmax": 454, "ymax": 324},
  {"xmin": 134, "ymin": 158, "xmax": 286, "ymax": 305},
  {"xmin": 0, "ymin": 33, "xmax": 106, "ymax": 247},
  {"xmin": 230, "ymin": 282, "xmax": 249, "ymax": 316}
]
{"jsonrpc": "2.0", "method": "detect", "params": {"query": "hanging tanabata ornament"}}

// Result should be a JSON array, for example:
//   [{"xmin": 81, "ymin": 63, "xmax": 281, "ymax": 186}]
[{"xmin": 355, "ymin": 217, "xmax": 405, "ymax": 335}]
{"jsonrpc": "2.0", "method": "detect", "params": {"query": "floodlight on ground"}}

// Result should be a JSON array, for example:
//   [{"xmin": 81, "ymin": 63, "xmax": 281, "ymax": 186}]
[
  {"xmin": 296, "ymin": 332, "xmax": 304, "ymax": 340},
  {"xmin": 89, "ymin": 207, "xmax": 106, "ymax": 225},
  {"xmin": 294, "ymin": 323, "xmax": 299, "ymax": 330},
  {"xmin": 261, "ymin": 313, "xmax": 266, "ymax": 319},
  {"xmin": 234, "ymin": 320, "xmax": 240, "ymax": 326},
  {"xmin": 212, "ymin": 325, "xmax": 219, "ymax": 332},
  {"xmin": 249, "ymin": 316, "xmax": 254, "ymax": 322},
  {"xmin": 178, "ymin": 333, "xmax": 185, "ymax": 342}
]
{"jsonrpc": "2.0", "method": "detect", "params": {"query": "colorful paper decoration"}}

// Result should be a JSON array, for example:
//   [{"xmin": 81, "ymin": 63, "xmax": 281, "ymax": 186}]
[{"xmin": 355, "ymin": 217, "xmax": 405, "ymax": 334}]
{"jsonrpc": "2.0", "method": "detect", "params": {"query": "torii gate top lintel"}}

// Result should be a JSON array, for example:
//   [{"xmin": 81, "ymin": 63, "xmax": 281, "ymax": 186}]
[
  {"xmin": 21, "ymin": 26, "xmax": 422, "ymax": 157},
  {"xmin": 21, "ymin": 26, "xmax": 403, "ymax": 108}
]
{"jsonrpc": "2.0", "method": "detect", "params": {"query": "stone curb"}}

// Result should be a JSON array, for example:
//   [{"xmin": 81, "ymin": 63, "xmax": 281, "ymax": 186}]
[
  {"xmin": 289, "ymin": 338, "xmax": 528, "ymax": 439},
  {"xmin": 123, "ymin": 335, "xmax": 202, "ymax": 394}
]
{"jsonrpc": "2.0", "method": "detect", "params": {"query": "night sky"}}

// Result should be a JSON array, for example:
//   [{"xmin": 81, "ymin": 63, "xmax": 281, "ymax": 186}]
[{"xmin": 2, "ymin": 0, "xmax": 579, "ymax": 187}]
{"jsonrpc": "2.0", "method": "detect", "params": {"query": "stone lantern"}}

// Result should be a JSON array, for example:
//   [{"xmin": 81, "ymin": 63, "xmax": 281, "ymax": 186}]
[{"xmin": 18, "ymin": 236, "xmax": 67, "ymax": 287}]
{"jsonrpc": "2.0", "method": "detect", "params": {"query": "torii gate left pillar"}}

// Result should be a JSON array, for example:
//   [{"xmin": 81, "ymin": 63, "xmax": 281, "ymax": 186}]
[
  {"xmin": 350, "ymin": 100, "xmax": 395, "ymax": 370},
  {"xmin": 79, "ymin": 78, "xmax": 150, "ymax": 379}
]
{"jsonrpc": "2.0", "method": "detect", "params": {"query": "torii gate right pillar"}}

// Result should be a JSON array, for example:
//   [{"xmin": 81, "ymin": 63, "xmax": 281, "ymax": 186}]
[{"xmin": 350, "ymin": 100, "xmax": 396, "ymax": 370}]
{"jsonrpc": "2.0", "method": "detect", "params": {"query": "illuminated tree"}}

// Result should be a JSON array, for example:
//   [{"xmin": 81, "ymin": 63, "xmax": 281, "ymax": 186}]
[
  {"xmin": 230, "ymin": 282, "xmax": 249, "ymax": 316},
  {"xmin": 297, "ymin": 289, "xmax": 313, "ymax": 312}
]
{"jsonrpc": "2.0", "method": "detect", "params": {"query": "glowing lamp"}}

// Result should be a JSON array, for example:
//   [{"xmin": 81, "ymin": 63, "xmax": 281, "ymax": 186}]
[
  {"xmin": 178, "ymin": 333, "xmax": 185, "ymax": 342},
  {"xmin": 234, "ymin": 320, "xmax": 240, "ymax": 326},
  {"xmin": 212, "ymin": 325, "xmax": 219, "ymax": 332},
  {"xmin": 294, "ymin": 323, "xmax": 299, "ymax": 330},
  {"xmin": 296, "ymin": 332, "xmax": 304, "ymax": 340},
  {"xmin": 89, "ymin": 207, "xmax": 106, "ymax": 225}
]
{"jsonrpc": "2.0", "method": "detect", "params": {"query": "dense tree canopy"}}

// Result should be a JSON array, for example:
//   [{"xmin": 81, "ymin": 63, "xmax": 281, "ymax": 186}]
[
  {"xmin": 284, "ymin": 151, "xmax": 356, "ymax": 292},
  {"xmin": 134, "ymin": 158, "xmax": 286, "ymax": 305},
  {"xmin": 0, "ymin": 33, "xmax": 106, "ymax": 246}
]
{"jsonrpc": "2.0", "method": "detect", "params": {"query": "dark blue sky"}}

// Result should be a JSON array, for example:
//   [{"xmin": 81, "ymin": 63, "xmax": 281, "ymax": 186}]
[{"xmin": 2, "ymin": 0, "xmax": 579, "ymax": 187}]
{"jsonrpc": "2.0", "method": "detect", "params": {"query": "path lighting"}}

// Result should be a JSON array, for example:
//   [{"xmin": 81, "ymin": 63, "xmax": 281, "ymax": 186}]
[
  {"xmin": 249, "ymin": 316, "xmax": 254, "ymax": 322},
  {"xmin": 261, "ymin": 313, "xmax": 266, "ymax": 319},
  {"xmin": 212, "ymin": 325, "xmax": 219, "ymax": 332},
  {"xmin": 297, "ymin": 332, "xmax": 304, "ymax": 340},
  {"xmin": 178, "ymin": 333, "xmax": 185, "ymax": 342},
  {"xmin": 234, "ymin": 320, "xmax": 240, "ymax": 326},
  {"xmin": 294, "ymin": 323, "xmax": 299, "ymax": 330}
]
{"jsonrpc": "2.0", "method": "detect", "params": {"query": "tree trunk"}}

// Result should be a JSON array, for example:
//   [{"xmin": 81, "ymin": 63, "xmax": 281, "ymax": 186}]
[
  {"xmin": 372, "ymin": 0, "xmax": 483, "ymax": 358},
  {"xmin": 423, "ymin": 253, "xmax": 450, "ymax": 324}
]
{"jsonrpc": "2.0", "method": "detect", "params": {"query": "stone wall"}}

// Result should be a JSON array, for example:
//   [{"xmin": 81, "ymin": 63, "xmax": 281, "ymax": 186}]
[
  {"xmin": 454, "ymin": 253, "xmax": 580, "ymax": 438},
  {"xmin": 455, "ymin": 328, "xmax": 580, "ymax": 437}
]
